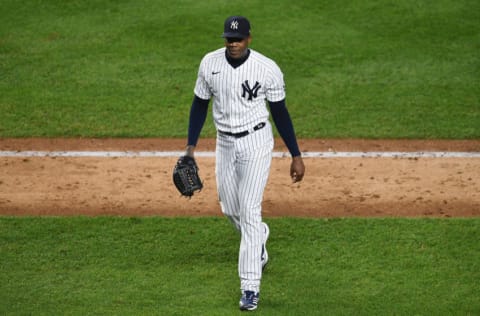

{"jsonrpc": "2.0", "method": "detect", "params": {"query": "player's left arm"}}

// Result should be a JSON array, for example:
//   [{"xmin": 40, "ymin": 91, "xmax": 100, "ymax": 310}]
[{"xmin": 268, "ymin": 99, "xmax": 305, "ymax": 183}]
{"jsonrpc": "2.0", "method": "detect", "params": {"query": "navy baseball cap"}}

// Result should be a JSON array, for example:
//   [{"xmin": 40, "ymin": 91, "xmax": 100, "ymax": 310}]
[{"xmin": 222, "ymin": 16, "xmax": 250, "ymax": 38}]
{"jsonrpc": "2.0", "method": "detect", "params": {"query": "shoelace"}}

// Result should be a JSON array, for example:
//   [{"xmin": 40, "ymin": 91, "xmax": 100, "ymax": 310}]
[{"xmin": 244, "ymin": 291, "xmax": 258, "ymax": 302}]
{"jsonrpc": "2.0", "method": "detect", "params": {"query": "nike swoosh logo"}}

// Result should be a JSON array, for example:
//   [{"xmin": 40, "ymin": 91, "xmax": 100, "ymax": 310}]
[{"xmin": 212, "ymin": 71, "xmax": 221, "ymax": 75}]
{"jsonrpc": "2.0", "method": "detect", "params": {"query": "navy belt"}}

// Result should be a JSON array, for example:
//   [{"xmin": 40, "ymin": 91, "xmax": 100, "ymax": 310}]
[{"xmin": 219, "ymin": 122, "xmax": 266, "ymax": 138}]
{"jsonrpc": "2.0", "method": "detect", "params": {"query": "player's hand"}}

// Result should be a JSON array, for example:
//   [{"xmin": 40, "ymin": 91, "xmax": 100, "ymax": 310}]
[{"xmin": 290, "ymin": 156, "xmax": 305, "ymax": 183}]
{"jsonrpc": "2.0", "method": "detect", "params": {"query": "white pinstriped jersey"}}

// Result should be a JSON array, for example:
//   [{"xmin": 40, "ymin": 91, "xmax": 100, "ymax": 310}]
[{"xmin": 194, "ymin": 48, "xmax": 286, "ymax": 133}]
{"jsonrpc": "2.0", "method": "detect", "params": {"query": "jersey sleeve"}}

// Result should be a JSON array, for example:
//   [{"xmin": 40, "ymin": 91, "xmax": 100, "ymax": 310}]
[
  {"xmin": 193, "ymin": 56, "xmax": 213, "ymax": 100},
  {"xmin": 265, "ymin": 62, "xmax": 286, "ymax": 103}
]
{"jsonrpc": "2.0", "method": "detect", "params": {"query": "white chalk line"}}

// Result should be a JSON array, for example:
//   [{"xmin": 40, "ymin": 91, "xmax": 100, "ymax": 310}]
[{"xmin": 0, "ymin": 151, "xmax": 479, "ymax": 158}]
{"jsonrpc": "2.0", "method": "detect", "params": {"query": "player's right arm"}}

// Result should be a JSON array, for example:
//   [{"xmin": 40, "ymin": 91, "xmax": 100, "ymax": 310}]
[
  {"xmin": 186, "ymin": 95, "xmax": 210, "ymax": 157},
  {"xmin": 185, "ymin": 55, "xmax": 213, "ymax": 158}
]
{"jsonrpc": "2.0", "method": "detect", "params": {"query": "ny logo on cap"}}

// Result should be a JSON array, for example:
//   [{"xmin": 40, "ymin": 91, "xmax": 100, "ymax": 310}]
[{"xmin": 230, "ymin": 20, "xmax": 239, "ymax": 30}]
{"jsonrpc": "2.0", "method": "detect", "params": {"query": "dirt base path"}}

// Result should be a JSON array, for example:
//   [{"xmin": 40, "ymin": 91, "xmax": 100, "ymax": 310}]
[{"xmin": 1, "ymin": 138, "xmax": 479, "ymax": 217}]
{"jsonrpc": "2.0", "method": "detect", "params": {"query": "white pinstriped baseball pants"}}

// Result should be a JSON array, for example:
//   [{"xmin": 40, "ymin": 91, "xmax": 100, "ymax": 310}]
[{"xmin": 216, "ymin": 121, "xmax": 274, "ymax": 293}]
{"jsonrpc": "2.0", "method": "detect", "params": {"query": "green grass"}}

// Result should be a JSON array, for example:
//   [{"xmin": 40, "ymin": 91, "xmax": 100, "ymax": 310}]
[
  {"xmin": 1, "ymin": 2, "xmax": 479, "ymax": 315},
  {"xmin": 1, "ymin": 0, "xmax": 479, "ymax": 138},
  {"xmin": 1, "ymin": 217, "xmax": 479, "ymax": 315}
]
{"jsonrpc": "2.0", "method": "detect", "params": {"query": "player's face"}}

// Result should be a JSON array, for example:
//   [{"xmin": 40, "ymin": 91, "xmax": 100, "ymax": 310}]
[{"xmin": 225, "ymin": 36, "xmax": 251, "ymax": 59}]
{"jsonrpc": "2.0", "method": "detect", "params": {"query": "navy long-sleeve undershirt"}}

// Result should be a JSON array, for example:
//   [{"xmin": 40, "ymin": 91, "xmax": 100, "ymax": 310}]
[
  {"xmin": 268, "ymin": 99, "xmax": 301, "ymax": 157},
  {"xmin": 187, "ymin": 95, "xmax": 209, "ymax": 147},
  {"xmin": 187, "ymin": 96, "xmax": 301, "ymax": 157}
]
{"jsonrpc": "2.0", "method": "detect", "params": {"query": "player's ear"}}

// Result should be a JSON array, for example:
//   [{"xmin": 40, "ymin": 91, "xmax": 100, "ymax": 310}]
[{"xmin": 247, "ymin": 35, "xmax": 252, "ymax": 45}]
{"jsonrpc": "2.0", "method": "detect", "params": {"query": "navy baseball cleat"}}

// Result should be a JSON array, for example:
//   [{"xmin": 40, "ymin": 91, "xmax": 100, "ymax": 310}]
[
  {"xmin": 261, "ymin": 222, "xmax": 270, "ymax": 271},
  {"xmin": 239, "ymin": 291, "xmax": 260, "ymax": 311}
]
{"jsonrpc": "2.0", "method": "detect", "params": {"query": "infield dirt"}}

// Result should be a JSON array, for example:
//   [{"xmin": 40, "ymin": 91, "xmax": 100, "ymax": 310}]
[{"xmin": 0, "ymin": 138, "xmax": 479, "ymax": 217}]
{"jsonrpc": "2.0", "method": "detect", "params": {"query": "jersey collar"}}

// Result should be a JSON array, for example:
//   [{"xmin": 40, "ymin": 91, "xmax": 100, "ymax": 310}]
[{"xmin": 225, "ymin": 49, "xmax": 250, "ymax": 69}]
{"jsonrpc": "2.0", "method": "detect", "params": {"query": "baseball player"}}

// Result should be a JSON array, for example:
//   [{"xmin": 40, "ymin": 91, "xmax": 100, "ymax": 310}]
[{"xmin": 184, "ymin": 15, "xmax": 305, "ymax": 311}]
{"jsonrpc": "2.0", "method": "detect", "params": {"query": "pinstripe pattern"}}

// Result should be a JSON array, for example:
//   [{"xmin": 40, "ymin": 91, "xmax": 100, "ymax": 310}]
[
  {"xmin": 216, "ymin": 122, "xmax": 274, "ymax": 293},
  {"xmin": 194, "ymin": 48, "xmax": 285, "ymax": 133},
  {"xmin": 196, "ymin": 46, "xmax": 284, "ymax": 294}
]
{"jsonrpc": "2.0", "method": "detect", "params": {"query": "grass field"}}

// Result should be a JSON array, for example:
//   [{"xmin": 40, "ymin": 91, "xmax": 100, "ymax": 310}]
[
  {"xmin": 1, "ymin": 217, "xmax": 479, "ymax": 315},
  {"xmin": 1, "ymin": 0, "xmax": 479, "ymax": 138},
  {"xmin": 1, "ymin": 0, "xmax": 479, "ymax": 314}
]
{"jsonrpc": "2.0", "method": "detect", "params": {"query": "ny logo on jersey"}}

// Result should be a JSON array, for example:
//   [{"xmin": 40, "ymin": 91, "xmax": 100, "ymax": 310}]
[
  {"xmin": 241, "ymin": 80, "xmax": 261, "ymax": 101},
  {"xmin": 230, "ymin": 20, "xmax": 239, "ymax": 30}
]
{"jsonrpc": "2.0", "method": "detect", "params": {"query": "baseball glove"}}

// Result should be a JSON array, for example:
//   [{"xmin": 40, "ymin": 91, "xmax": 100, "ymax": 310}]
[{"xmin": 172, "ymin": 155, "xmax": 203, "ymax": 197}]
